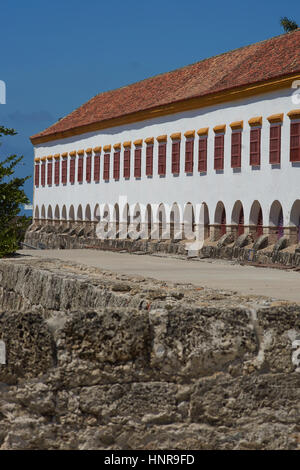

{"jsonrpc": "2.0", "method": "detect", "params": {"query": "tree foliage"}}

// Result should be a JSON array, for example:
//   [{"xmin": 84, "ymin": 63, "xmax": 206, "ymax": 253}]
[
  {"xmin": 0, "ymin": 126, "xmax": 30, "ymax": 257},
  {"xmin": 280, "ymin": 17, "xmax": 299, "ymax": 33}
]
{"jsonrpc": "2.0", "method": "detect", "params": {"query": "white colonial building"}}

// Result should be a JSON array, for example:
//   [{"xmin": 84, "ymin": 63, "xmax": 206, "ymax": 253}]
[{"xmin": 30, "ymin": 30, "xmax": 300, "ymax": 245}]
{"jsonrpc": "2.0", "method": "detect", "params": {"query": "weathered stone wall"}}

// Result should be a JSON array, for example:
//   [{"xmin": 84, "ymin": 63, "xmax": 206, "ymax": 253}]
[{"xmin": 0, "ymin": 257, "xmax": 299, "ymax": 450}]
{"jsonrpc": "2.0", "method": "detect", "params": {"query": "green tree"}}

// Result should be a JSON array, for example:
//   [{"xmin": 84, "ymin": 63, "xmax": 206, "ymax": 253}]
[
  {"xmin": 0, "ymin": 125, "xmax": 30, "ymax": 257},
  {"xmin": 280, "ymin": 17, "xmax": 298, "ymax": 33}
]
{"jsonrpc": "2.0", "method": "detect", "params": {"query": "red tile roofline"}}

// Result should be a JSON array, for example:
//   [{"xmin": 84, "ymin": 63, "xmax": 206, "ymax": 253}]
[{"xmin": 31, "ymin": 72, "xmax": 300, "ymax": 145}]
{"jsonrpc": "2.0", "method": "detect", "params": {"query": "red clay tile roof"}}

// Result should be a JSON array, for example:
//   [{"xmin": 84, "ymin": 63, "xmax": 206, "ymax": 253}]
[{"xmin": 31, "ymin": 30, "xmax": 300, "ymax": 143}]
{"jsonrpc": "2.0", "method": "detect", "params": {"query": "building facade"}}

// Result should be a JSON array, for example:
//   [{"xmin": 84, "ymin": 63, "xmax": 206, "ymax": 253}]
[{"xmin": 30, "ymin": 30, "xmax": 300, "ymax": 246}]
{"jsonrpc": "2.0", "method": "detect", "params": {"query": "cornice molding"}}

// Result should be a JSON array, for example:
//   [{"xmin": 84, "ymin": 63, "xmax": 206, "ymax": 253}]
[
  {"xmin": 134, "ymin": 139, "xmax": 143, "ymax": 146},
  {"xmin": 77, "ymin": 149, "xmax": 84, "ymax": 156},
  {"xmin": 145, "ymin": 137, "xmax": 154, "ymax": 145},
  {"xmin": 113, "ymin": 143, "xmax": 121, "ymax": 150},
  {"xmin": 197, "ymin": 128, "xmax": 209, "ymax": 136},
  {"xmin": 103, "ymin": 145, "xmax": 111, "ymax": 152},
  {"xmin": 213, "ymin": 124, "xmax": 226, "ymax": 133},
  {"xmin": 287, "ymin": 109, "xmax": 300, "ymax": 120},
  {"xmin": 184, "ymin": 130, "xmax": 195, "ymax": 138},
  {"xmin": 93, "ymin": 146, "xmax": 102, "ymax": 153},
  {"xmin": 267, "ymin": 113, "xmax": 284, "ymax": 123},
  {"xmin": 248, "ymin": 116, "xmax": 262, "ymax": 127},
  {"xmin": 156, "ymin": 134, "xmax": 167, "ymax": 142},
  {"xmin": 69, "ymin": 150, "xmax": 76, "ymax": 157},
  {"xmin": 230, "ymin": 121, "xmax": 243, "ymax": 130},
  {"xmin": 170, "ymin": 132, "xmax": 181, "ymax": 140},
  {"xmin": 61, "ymin": 152, "xmax": 68, "ymax": 158},
  {"xmin": 123, "ymin": 141, "xmax": 132, "ymax": 148}
]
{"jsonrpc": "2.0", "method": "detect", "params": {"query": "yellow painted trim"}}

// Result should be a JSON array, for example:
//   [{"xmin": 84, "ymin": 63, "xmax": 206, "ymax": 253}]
[
  {"xmin": 287, "ymin": 109, "xmax": 300, "ymax": 120},
  {"xmin": 213, "ymin": 124, "xmax": 226, "ymax": 133},
  {"xmin": 103, "ymin": 145, "xmax": 111, "ymax": 152},
  {"xmin": 53, "ymin": 153, "xmax": 60, "ymax": 159},
  {"xmin": 123, "ymin": 141, "xmax": 132, "ymax": 148},
  {"xmin": 230, "ymin": 121, "xmax": 243, "ymax": 130},
  {"xmin": 134, "ymin": 139, "xmax": 143, "ymax": 146},
  {"xmin": 184, "ymin": 130, "xmax": 195, "ymax": 138},
  {"xmin": 170, "ymin": 132, "xmax": 181, "ymax": 140},
  {"xmin": 41, "ymin": 156, "xmax": 47, "ymax": 162},
  {"xmin": 113, "ymin": 143, "xmax": 121, "ymax": 150},
  {"xmin": 145, "ymin": 137, "xmax": 154, "ymax": 145},
  {"xmin": 31, "ymin": 74, "xmax": 300, "ymax": 145},
  {"xmin": 197, "ymin": 127, "xmax": 209, "ymax": 136},
  {"xmin": 47, "ymin": 155, "xmax": 53, "ymax": 160},
  {"xmin": 69, "ymin": 150, "xmax": 76, "ymax": 157},
  {"xmin": 248, "ymin": 116, "xmax": 262, "ymax": 127},
  {"xmin": 267, "ymin": 113, "xmax": 283, "ymax": 123},
  {"xmin": 77, "ymin": 149, "xmax": 84, "ymax": 156},
  {"xmin": 61, "ymin": 152, "xmax": 68, "ymax": 158},
  {"xmin": 34, "ymin": 157, "xmax": 40, "ymax": 162},
  {"xmin": 85, "ymin": 147, "xmax": 92, "ymax": 153},
  {"xmin": 156, "ymin": 134, "xmax": 167, "ymax": 142},
  {"xmin": 93, "ymin": 146, "xmax": 102, "ymax": 153}
]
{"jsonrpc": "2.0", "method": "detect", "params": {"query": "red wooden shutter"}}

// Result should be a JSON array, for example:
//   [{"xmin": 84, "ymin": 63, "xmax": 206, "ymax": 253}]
[
  {"xmin": 231, "ymin": 131, "xmax": 242, "ymax": 168},
  {"xmin": 62, "ymin": 159, "xmax": 67, "ymax": 184},
  {"xmin": 134, "ymin": 148, "xmax": 141, "ymax": 178},
  {"xmin": 103, "ymin": 153, "xmax": 110, "ymax": 181},
  {"xmin": 41, "ymin": 163, "xmax": 45, "ymax": 186},
  {"xmin": 172, "ymin": 141, "xmax": 180, "ymax": 174},
  {"xmin": 113, "ymin": 151, "xmax": 120, "ymax": 179},
  {"xmin": 86, "ymin": 155, "xmax": 91, "ymax": 182},
  {"xmin": 290, "ymin": 122, "xmax": 300, "ymax": 162},
  {"xmin": 250, "ymin": 128, "xmax": 261, "ymax": 165},
  {"xmin": 47, "ymin": 161, "xmax": 52, "ymax": 185},
  {"xmin": 77, "ymin": 156, "xmax": 83, "ymax": 182},
  {"xmin": 198, "ymin": 137, "xmax": 207, "ymax": 172},
  {"xmin": 269, "ymin": 125, "xmax": 281, "ymax": 164},
  {"xmin": 214, "ymin": 134, "xmax": 224, "ymax": 170},
  {"xmin": 34, "ymin": 164, "xmax": 39, "ymax": 187},
  {"xmin": 54, "ymin": 159, "xmax": 60, "ymax": 185},
  {"xmin": 146, "ymin": 145, "xmax": 153, "ymax": 176},
  {"xmin": 158, "ymin": 143, "xmax": 166, "ymax": 175},
  {"xmin": 70, "ymin": 158, "xmax": 75, "ymax": 184},
  {"xmin": 94, "ymin": 155, "xmax": 100, "ymax": 181},
  {"xmin": 185, "ymin": 139, "xmax": 194, "ymax": 173},
  {"xmin": 124, "ymin": 149, "xmax": 130, "ymax": 178}
]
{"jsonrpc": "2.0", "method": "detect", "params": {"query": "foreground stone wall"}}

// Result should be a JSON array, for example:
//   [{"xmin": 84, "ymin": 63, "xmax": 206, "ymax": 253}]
[{"xmin": 0, "ymin": 256, "xmax": 299, "ymax": 450}]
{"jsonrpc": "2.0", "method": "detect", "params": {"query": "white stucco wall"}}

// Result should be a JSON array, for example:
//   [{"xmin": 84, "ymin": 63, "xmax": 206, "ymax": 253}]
[{"xmin": 33, "ymin": 87, "xmax": 300, "ymax": 227}]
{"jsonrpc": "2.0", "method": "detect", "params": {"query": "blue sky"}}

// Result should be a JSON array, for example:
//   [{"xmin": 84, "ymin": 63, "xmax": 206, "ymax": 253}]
[{"xmin": 0, "ymin": 0, "xmax": 299, "ymax": 209}]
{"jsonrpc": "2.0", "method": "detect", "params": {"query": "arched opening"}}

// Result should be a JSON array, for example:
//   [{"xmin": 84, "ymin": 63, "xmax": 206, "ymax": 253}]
[
  {"xmin": 157, "ymin": 203, "xmax": 167, "ymax": 240},
  {"xmin": 269, "ymin": 201, "xmax": 284, "ymax": 240},
  {"xmin": 77, "ymin": 205, "xmax": 83, "ymax": 222},
  {"xmin": 47, "ymin": 205, "xmax": 53, "ymax": 220},
  {"xmin": 250, "ymin": 201, "xmax": 263, "ymax": 238},
  {"xmin": 61, "ymin": 205, "xmax": 67, "ymax": 221},
  {"xmin": 146, "ymin": 204, "xmax": 152, "ymax": 238},
  {"xmin": 85, "ymin": 204, "xmax": 91, "ymax": 221},
  {"xmin": 94, "ymin": 204, "xmax": 100, "ymax": 222},
  {"xmin": 231, "ymin": 201, "xmax": 244, "ymax": 237},
  {"xmin": 121, "ymin": 204, "xmax": 130, "ymax": 238},
  {"xmin": 132, "ymin": 203, "xmax": 141, "ymax": 235},
  {"xmin": 290, "ymin": 200, "xmax": 300, "ymax": 243},
  {"xmin": 170, "ymin": 203, "xmax": 181, "ymax": 240},
  {"xmin": 183, "ymin": 202, "xmax": 195, "ymax": 240},
  {"xmin": 113, "ymin": 203, "xmax": 120, "ymax": 237},
  {"xmin": 215, "ymin": 201, "xmax": 226, "ymax": 237},
  {"xmin": 34, "ymin": 205, "xmax": 39, "ymax": 221},
  {"xmin": 199, "ymin": 202, "xmax": 210, "ymax": 240},
  {"xmin": 69, "ymin": 205, "xmax": 75, "ymax": 221},
  {"xmin": 54, "ymin": 205, "xmax": 60, "ymax": 221}
]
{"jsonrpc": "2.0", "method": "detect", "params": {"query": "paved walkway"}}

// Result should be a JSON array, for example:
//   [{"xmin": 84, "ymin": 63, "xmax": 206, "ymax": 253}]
[{"xmin": 19, "ymin": 249, "xmax": 300, "ymax": 303}]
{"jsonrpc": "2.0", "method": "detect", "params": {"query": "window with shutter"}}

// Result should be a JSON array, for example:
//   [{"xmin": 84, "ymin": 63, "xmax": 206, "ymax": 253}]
[
  {"xmin": 86, "ymin": 155, "xmax": 92, "ymax": 182},
  {"xmin": 124, "ymin": 149, "xmax": 130, "ymax": 178},
  {"xmin": 146, "ymin": 144, "xmax": 153, "ymax": 176},
  {"xmin": 134, "ymin": 148, "xmax": 142, "ymax": 178},
  {"xmin": 214, "ymin": 134, "xmax": 224, "ymax": 170},
  {"xmin": 269, "ymin": 125, "xmax": 281, "ymax": 164},
  {"xmin": 185, "ymin": 139, "xmax": 194, "ymax": 173},
  {"xmin": 70, "ymin": 158, "xmax": 75, "ymax": 184},
  {"xmin": 113, "ymin": 151, "xmax": 120, "ymax": 179},
  {"xmin": 41, "ymin": 163, "xmax": 46, "ymax": 186},
  {"xmin": 34, "ymin": 164, "xmax": 39, "ymax": 187},
  {"xmin": 158, "ymin": 143, "xmax": 166, "ymax": 175},
  {"xmin": 103, "ymin": 153, "xmax": 110, "ymax": 181},
  {"xmin": 231, "ymin": 131, "xmax": 242, "ymax": 168},
  {"xmin": 171, "ymin": 141, "xmax": 180, "ymax": 174},
  {"xmin": 290, "ymin": 122, "xmax": 300, "ymax": 162},
  {"xmin": 250, "ymin": 128, "xmax": 261, "ymax": 166},
  {"xmin": 198, "ymin": 137, "xmax": 207, "ymax": 172},
  {"xmin": 94, "ymin": 155, "xmax": 100, "ymax": 181},
  {"xmin": 62, "ymin": 159, "xmax": 67, "ymax": 184},
  {"xmin": 77, "ymin": 156, "xmax": 83, "ymax": 182},
  {"xmin": 47, "ymin": 161, "xmax": 52, "ymax": 186},
  {"xmin": 54, "ymin": 159, "xmax": 60, "ymax": 185}
]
